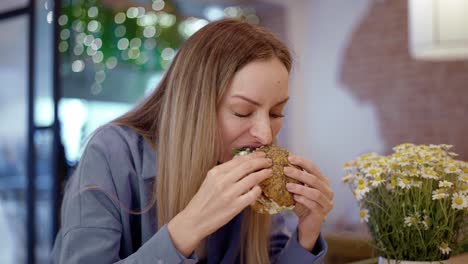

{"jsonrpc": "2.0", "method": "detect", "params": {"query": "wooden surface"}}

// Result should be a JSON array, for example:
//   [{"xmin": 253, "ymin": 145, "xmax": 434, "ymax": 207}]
[
  {"xmin": 449, "ymin": 253, "xmax": 468, "ymax": 264},
  {"xmin": 325, "ymin": 232, "xmax": 468, "ymax": 264}
]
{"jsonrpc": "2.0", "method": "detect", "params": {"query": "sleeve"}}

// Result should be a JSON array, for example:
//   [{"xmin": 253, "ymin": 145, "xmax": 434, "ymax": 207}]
[
  {"xmin": 269, "ymin": 212, "xmax": 327, "ymax": 264},
  {"xmin": 52, "ymin": 128, "xmax": 199, "ymax": 264}
]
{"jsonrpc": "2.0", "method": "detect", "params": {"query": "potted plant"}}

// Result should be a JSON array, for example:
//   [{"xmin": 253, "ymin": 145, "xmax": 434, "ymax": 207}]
[{"xmin": 343, "ymin": 143, "xmax": 468, "ymax": 263}]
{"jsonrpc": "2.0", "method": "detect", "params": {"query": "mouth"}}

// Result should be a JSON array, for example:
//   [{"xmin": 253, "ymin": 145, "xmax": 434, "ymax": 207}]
[
  {"xmin": 239, "ymin": 144, "xmax": 264, "ymax": 150},
  {"xmin": 231, "ymin": 144, "xmax": 265, "ymax": 156}
]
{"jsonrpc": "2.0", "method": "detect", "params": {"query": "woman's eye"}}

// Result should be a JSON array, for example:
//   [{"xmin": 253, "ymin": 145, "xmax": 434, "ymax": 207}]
[
  {"xmin": 270, "ymin": 113, "xmax": 285, "ymax": 118},
  {"xmin": 234, "ymin": 112, "xmax": 252, "ymax": 118}
]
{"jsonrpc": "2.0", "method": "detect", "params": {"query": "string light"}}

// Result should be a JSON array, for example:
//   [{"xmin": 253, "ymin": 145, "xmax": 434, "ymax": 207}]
[{"xmin": 59, "ymin": 0, "xmax": 258, "ymax": 95}]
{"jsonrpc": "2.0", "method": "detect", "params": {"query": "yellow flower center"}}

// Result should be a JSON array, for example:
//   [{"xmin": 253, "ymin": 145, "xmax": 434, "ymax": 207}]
[
  {"xmin": 358, "ymin": 179, "xmax": 365, "ymax": 185},
  {"xmin": 358, "ymin": 184, "xmax": 366, "ymax": 190},
  {"xmin": 359, "ymin": 211, "xmax": 366, "ymax": 218},
  {"xmin": 463, "ymin": 168, "xmax": 468, "ymax": 173},
  {"xmin": 455, "ymin": 197, "xmax": 464, "ymax": 205},
  {"xmin": 375, "ymin": 175, "xmax": 382, "ymax": 181},
  {"xmin": 402, "ymin": 178, "xmax": 410, "ymax": 185},
  {"xmin": 369, "ymin": 168, "xmax": 377, "ymax": 175}
]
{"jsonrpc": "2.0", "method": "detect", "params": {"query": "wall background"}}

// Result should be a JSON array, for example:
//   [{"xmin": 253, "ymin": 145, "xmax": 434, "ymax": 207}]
[{"xmin": 268, "ymin": 0, "xmax": 468, "ymax": 233}]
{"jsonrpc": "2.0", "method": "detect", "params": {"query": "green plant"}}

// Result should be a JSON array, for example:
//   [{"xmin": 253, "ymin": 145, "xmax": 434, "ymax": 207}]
[{"xmin": 343, "ymin": 144, "xmax": 468, "ymax": 261}]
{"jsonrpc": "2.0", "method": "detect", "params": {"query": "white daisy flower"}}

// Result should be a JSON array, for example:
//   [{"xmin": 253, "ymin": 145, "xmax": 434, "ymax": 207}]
[
  {"xmin": 461, "ymin": 165, "xmax": 468, "ymax": 174},
  {"xmin": 359, "ymin": 209, "xmax": 369, "ymax": 223},
  {"xmin": 399, "ymin": 159, "xmax": 410, "ymax": 167},
  {"xmin": 421, "ymin": 167, "xmax": 438, "ymax": 180},
  {"xmin": 354, "ymin": 175, "xmax": 366, "ymax": 186},
  {"xmin": 397, "ymin": 177, "xmax": 411, "ymax": 189},
  {"xmin": 432, "ymin": 188, "xmax": 449, "ymax": 200},
  {"xmin": 342, "ymin": 173, "xmax": 354, "ymax": 183},
  {"xmin": 445, "ymin": 165, "xmax": 461, "ymax": 174},
  {"xmin": 438, "ymin": 144, "xmax": 453, "ymax": 152},
  {"xmin": 439, "ymin": 242, "xmax": 451, "ymax": 255},
  {"xmin": 458, "ymin": 183, "xmax": 468, "ymax": 194},
  {"xmin": 420, "ymin": 216, "xmax": 430, "ymax": 230},
  {"xmin": 355, "ymin": 183, "xmax": 370, "ymax": 201},
  {"xmin": 459, "ymin": 174, "xmax": 468, "ymax": 183},
  {"xmin": 439, "ymin": 180, "xmax": 454, "ymax": 188},
  {"xmin": 451, "ymin": 192, "xmax": 468, "ymax": 210},
  {"xmin": 343, "ymin": 161, "xmax": 355, "ymax": 171},
  {"xmin": 365, "ymin": 166, "xmax": 383, "ymax": 178},
  {"xmin": 371, "ymin": 175, "xmax": 386, "ymax": 187},
  {"xmin": 405, "ymin": 166, "xmax": 420, "ymax": 178},
  {"xmin": 404, "ymin": 216, "xmax": 419, "ymax": 227},
  {"xmin": 392, "ymin": 143, "xmax": 411, "ymax": 152}
]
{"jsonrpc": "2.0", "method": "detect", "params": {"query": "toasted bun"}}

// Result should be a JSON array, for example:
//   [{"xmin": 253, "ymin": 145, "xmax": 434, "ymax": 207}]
[{"xmin": 249, "ymin": 145, "xmax": 302, "ymax": 214}]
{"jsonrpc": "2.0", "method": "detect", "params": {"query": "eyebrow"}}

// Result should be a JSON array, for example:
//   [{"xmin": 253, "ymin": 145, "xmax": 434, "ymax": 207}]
[{"xmin": 232, "ymin": 95, "xmax": 289, "ymax": 107}]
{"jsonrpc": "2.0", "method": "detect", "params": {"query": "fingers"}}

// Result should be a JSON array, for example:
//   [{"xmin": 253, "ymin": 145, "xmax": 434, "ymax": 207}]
[
  {"xmin": 215, "ymin": 151, "xmax": 266, "ymax": 174},
  {"xmin": 286, "ymin": 183, "xmax": 333, "ymax": 212},
  {"xmin": 288, "ymin": 155, "xmax": 328, "ymax": 184},
  {"xmin": 231, "ymin": 168, "xmax": 272, "ymax": 196},
  {"xmin": 225, "ymin": 156, "xmax": 272, "ymax": 183},
  {"xmin": 293, "ymin": 194, "xmax": 332, "ymax": 217},
  {"xmin": 237, "ymin": 185, "xmax": 262, "ymax": 208},
  {"xmin": 284, "ymin": 167, "xmax": 334, "ymax": 200}
]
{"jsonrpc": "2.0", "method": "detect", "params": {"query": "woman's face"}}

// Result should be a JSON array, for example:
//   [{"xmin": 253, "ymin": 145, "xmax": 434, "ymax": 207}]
[{"xmin": 217, "ymin": 57, "xmax": 289, "ymax": 163}]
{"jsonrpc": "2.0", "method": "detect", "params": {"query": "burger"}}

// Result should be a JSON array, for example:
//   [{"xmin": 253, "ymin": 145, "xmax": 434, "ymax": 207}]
[{"xmin": 234, "ymin": 145, "xmax": 302, "ymax": 214}]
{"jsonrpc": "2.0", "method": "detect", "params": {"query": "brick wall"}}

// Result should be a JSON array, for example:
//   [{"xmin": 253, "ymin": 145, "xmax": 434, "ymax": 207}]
[{"xmin": 340, "ymin": 0, "xmax": 468, "ymax": 160}]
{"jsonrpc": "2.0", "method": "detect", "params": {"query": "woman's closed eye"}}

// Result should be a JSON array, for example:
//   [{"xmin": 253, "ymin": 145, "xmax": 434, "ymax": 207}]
[
  {"xmin": 270, "ymin": 112, "xmax": 284, "ymax": 118},
  {"xmin": 233, "ymin": 112, "xmax": 284, "ymax": 118},
  {"xmin": 233, "ymin": 112, "xmax": 252, "ymax": 118}
]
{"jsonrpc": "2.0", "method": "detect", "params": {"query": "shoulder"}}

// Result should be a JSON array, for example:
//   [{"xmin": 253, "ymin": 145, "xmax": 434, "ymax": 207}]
[
  {"xmin": 85, "ymin": 124, "xmax": 141, "ymax": 153},
  {"xmin": 84, "ymin": 124, "xmax": 145, "ymax": 164},
  {"xmin": 80, "ymin": 124, "xmax": 156, "ymax": 181}
]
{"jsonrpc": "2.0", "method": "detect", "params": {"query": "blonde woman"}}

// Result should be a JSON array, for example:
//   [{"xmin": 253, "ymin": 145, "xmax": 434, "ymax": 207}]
[{"xmin": 52, "ymin": 19, "xmax": 333, "ymax": 264}]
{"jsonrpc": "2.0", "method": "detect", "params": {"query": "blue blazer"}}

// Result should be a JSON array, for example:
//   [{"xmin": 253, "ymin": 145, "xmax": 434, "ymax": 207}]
[{"xmin": 51, "ymin": 125, "xmax": 327, "ymax": 263}]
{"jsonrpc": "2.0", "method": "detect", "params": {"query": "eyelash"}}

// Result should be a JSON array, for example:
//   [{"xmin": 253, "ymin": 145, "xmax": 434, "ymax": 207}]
[{"xmin": 233, "ymin": 112, "xmax": 285, "ymax": 118}]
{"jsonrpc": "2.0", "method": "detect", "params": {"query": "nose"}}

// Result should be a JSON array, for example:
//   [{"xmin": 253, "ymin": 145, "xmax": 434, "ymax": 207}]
[{"xmin": 250, "ymin": 115, "xmax": 273, "ymax": 145}]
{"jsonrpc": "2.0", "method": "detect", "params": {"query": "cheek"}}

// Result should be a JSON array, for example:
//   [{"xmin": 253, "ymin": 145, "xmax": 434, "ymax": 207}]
[
  {"xmin": 271, "ymin": 119, "xmax": 283, "ymax": 137},
  {"xmin": 217, "ymin": 112, "xmax": 247, "ymax": 145}
]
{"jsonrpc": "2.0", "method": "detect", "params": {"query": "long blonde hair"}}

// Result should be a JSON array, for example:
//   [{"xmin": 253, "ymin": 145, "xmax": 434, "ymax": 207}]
[{"xmin": 114, "ymin": 19, "xmax": 291, "ymax": 263}]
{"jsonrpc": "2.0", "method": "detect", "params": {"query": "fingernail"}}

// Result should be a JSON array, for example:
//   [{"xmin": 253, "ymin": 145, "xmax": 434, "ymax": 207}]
[
  {"xmin": 288, "ymin": 156, "xmax": 295, "ymax": 162},
  {"xmin": 286, "ymin": 183, "xmax": 294, "ymax": 190},
  {"xmin": 268, "ymin": 158, "xmax": 273, "ymax": 165}
]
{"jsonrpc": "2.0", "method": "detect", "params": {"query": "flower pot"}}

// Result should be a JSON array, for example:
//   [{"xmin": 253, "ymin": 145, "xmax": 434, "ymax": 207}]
[{"xmin": 378, "ymin": 257, "xmax": 450, "ymax": 264}]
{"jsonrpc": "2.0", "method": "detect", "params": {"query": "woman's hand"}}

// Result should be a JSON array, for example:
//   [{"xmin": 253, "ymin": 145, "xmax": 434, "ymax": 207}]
[
  {"xmin": 284, "ymin": 155, "xmax": 334, "ymax": 251},
  {"xmin": 168, "ymin": 151, "xmax": 272, "ymax": 256}
]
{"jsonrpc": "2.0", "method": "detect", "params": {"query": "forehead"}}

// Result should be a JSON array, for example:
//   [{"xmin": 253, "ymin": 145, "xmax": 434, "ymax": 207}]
[{"xmin": 227, "ymin": 57, "xmax": 289, "ymax": 99}]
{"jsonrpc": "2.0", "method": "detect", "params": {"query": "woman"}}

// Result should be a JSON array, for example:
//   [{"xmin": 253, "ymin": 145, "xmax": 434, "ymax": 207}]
[{"xmin": 52, "ymin": 19, "xmax": 333, "ymax": 263}]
